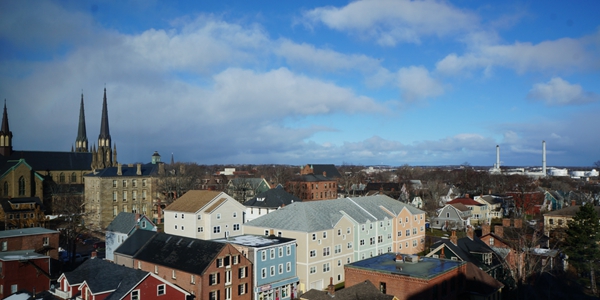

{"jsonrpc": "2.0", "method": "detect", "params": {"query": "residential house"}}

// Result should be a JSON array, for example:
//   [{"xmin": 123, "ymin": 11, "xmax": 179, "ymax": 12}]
[
  {"xmin": 122, "ymin": 232, "xmax": 253, "ymax": 300},
  {"xmin": 226, "ymin": 177, "xmax": 271, "ymax": 203},
  {"xmin": 506, "ymin": 191, "xmax": 544, "ymax": 216},
  {"xmin": 474, "ymin": 195, "xmax": 504, "ymax": 219},
  {"xmin": 84, "ymin": 153, "xmax": 163, "ymax": 231},
  {"xmin": 447, "ymin": 196, "xmax": 488, "ymax": 225},
  {"xmin": 365, "ymin": 182, "xmax": 401, "ymax": 199},
  {"xmin": 543, "ymin": 203, "xmax": 600, "ymax": 236},
  {"xmin": 113, "ymin": 229, "xmax": 158, "ymax": 267},
  {"xmin": 426, "ymin": 228, "xmax": 505, "ymax": 282},
  {"xmin": 0, "ymin": 197, "xmax": 46, "ymax": 230},
  {"xmin": 243, "ymin": 195, "xmax": 426, "ymax": 293},
  {"xmin": 0, "ymin": 227, "xmax": 59, "ymax": 260},
  {"xmin": 51, "ymin": 257, "xmax": 190, "ymax": 300},
  {"xmin": 286, "ymin": 174, "xmax": 338, "ymax": 201},
  {"xmin": 431, "ymin": 203, "xmax": 471, "ymax": 230},
  {"xmin": 164, "ymin": 190, "xmax": 246, "ymax": 239},
  {"xmin": 541, "ymin": 190, "xmax": 566, "ymax": 212},
  {"xmin": 0, "ymin": 250, "xmax": 50, "ymax": 297},
  {"xmin": 409, "ymin": 196, "xmax": 423, "ymax": 209},
  {"xmin": 214, "ymin": 234, "xmax": 300, "ymax": 300},
  {"xmin": 301, "ymin": 279, "xmax": 395, "ymax": 300},
  {"xmin": 105, "ymin": 212, "xmax": 157, "ymax": 261},
  {"xmin": 243, "ymin": 186, "xmax": 301, "ymax": 222}
]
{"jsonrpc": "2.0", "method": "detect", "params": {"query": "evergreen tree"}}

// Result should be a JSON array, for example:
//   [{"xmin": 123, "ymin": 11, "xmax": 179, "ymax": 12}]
[{"xmin": 564, "ymin": 203, "xmax": 600, "ymax": 294}]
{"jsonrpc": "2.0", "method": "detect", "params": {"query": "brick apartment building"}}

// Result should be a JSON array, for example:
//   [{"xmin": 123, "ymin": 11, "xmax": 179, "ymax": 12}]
[{"xmin": 0, "ymin": 227, "xmax": 59, "ymax": 260}]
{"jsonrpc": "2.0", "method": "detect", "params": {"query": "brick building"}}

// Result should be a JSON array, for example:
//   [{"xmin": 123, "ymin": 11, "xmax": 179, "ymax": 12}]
[
  {"xmin": 286, "ymin": 174, "xmax": 337, "ymax": 201},
  {"xmin": 0, "ymin": 250, "xmax": 50, "ymax": 297},
  {"xmin": 0, "ymin": 227, "xmax": 59, "ymax": 260}
]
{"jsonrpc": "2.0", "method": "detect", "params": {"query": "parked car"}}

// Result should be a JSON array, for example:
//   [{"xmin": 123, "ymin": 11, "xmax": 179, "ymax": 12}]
[{"xmin": 60, "ymin": 251, "xmax": 88, "ymax": 263}]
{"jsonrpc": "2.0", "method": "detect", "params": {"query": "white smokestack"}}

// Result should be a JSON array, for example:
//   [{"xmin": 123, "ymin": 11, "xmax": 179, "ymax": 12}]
[
  {"xmin": 542, "ymin": 140, "xmax": 546, "ymax": 176},
  {"xmin": 496, "ymin": 145, "xmax": 500, "ymax": 169}
]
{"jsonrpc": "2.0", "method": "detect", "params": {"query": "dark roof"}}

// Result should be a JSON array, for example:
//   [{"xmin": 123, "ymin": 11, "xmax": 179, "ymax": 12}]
[
  {"xmin": 0, "ymin": 197, "xmax": 44, "ymax": 213},
  {"xmin": 0, "ymin": 151, "xmax": 92, "ymax": 171},
  {"xmin": 293, "ymin": 174, "xmax": 334, "ymax": 182},
  {"xmin": 132, "ymin": 232, "xmax": 226, "ymax": 275},
  {"xmin": 64, "ymin": 258, "xmax": 148, "ymax": 298},
  {"xmin": 305, "ymin": 164, "xmax": 341, "ymax": 178},
  {"xmin": 85, "ymin": 163, "xmax": 159, "ymax": 177},
  {"xmin": 0, "ymin": 227, "xmax": 57, "ymax": 238},
  {"xmin": 465, "ymin": 262, "xmax": 504, "ymax": 296},
  {"xmin": 431, "ymin": 235, "xmax": 499, "ymax": 270},
  {"xmin": 106, "ymin": 212, "xmax": 146, "ymax": 234},
  {"xmin": 365, "ymin": 182, "xmax": 399, "ymax": 191},
  {"xmin": 301, "ymin": 280, "xmax": 394, "ymax": 300},
  {"xmin": 448, "ymin": 197, "xmax": 483, "ymax": 206},
  {"xmin": 114, "ymin": 229, "xmax": 158, "ymax": 257},
  {"xmin": 243, "ymin": 186, "xmax": 301, "ymax": 208}
]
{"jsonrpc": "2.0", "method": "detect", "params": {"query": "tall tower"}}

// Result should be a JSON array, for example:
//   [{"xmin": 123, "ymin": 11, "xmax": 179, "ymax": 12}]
[
  {"xmin": 75, "ymin": 93, "xmax": 89, "ymax": 152},
  {"xmin": 0, "ymin": 100, "xmax": 13, "ymax": 156},
  {"xmin": 92, "ymin": 88, "xmax": 116, "ymax": 169}
]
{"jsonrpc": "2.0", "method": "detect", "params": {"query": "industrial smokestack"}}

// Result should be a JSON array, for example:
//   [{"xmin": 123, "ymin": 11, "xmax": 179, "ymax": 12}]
[
  {"xmin": 496, "ymin": 145, "xmax": 500, "ymax": 169},
  {"xmin": 542, "ymin": 140, "xmax": 546, "ymax": 176}
]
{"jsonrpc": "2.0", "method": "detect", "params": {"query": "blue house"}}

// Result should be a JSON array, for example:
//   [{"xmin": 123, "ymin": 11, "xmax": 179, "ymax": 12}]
[
  {"xmin": 105, "ymin": 212, "xmax": 156, "ymax": 261},
  {"xmin": 215, "ymin": 234, "xmax": 300, "ymax": 300}
]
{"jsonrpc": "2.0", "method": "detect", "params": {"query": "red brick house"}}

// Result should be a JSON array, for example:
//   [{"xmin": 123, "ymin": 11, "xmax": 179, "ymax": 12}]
[
  {"xmin": 51, "ymin": 257, "xmax": 190, "ymax": 300},
  {"xmin": 0, "ymin": 227, "xmax": 59, "ymax": 260},
  {"xmin": 0, "ymin": 250, "xmax": 50, "ymax": 297},
  {"xmin": 117, "ymin": 231, "xmax": 253, "ymax": 300},
  {"xmin": 286, "ymin": 174, "xmax": 337, "ymax": 201}
]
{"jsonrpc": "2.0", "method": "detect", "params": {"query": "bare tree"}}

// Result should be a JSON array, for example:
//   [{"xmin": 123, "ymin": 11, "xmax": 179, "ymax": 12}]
[
  {"xmin": 156, "ymin": 162, "xmax": 203, "ymax": 206},
  {"xmin": 50, "ymin": 183, "xmax": 89, "ymax": 264}
]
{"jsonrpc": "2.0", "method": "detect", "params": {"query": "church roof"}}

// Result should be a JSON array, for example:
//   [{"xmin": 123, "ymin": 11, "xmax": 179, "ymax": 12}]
[{"xmin": 0, "ymin": 151, "xmax": 92, "ymax": 171}]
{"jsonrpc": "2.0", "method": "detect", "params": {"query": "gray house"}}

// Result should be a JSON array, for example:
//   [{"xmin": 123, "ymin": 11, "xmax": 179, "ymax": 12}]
[
  {"xmin": 105, "ymin": 212, "xmax": 156, "ymax": 261},
  {"xmin": 431, "ymin": 203, "xmax": 470, "ymax": 230}
]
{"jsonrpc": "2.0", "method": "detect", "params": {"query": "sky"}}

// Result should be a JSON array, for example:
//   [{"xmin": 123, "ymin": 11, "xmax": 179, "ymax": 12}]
[{"xmin": 1, "ymin": 0, "xmax": 599, "ymax": 168}]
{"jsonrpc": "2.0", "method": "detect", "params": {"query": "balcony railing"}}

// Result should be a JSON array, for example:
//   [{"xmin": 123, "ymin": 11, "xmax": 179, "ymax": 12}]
[{"xmin": 49, "ymin": 288, "xmax": 70, "ymax": 299}]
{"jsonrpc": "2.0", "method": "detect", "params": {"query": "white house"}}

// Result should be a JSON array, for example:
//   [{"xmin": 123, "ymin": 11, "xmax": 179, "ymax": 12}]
[
  {"xmin": 105, "ymin": 212, "xmax": 156, "ymax": 261},
  {"xmin": 164, "ymin": 190, "xmax": 246, "ymax": 239}
]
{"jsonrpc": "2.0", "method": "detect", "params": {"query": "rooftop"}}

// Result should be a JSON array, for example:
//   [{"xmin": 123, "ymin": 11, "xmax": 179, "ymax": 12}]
[
  {"xmin": 214, "ymin": 234, "xmax": 295, "ymax": 248},
  {"xmin": 0, "ymin": 249, "xmax": 48, "ymax": 261},
  {"xmin": 346, "ymin": 253, "xmax": 465, "ymax": 280},
  {"xmin": 0, "ymin": 227, "xmax": 57, "ymax": 238}
]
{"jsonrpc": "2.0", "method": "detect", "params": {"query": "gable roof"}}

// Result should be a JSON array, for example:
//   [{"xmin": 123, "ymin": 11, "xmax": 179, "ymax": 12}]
[
  {"xmin": 301, "ymin": 280, "xmax": 394, "ymax": 300},
  {"xmin": 106, "ymin": 212, "xmax": 154, "ymax": 234},
  {"xmin": 448, "ymin": 197, "xmax": 483, "ymax": 206},
  {"xmin": 64, "ymin": 258, "xmax": 147, "ymax": 290},
  {"xmin": 132, "ymin": 232, "xmax": 227, "ymax": 275},
  {"xmin": 114, "ymin": 229, "xmax": 158, "ymax": 257},
  {"xmin": 0, "ymin": 151, "xmax": 92, "ymax": 171},
  {"xmin": 164, "ymin": 190, "xmax": 222, "ymax": 213},
  {"xmin": 429, "ymin": 235, "xmax": 498, "ymax": 269},
  {"xmin": 449, "ymin": 203, "xmax": 470, "ymax": 212},
  {"xmin": 243, "ymin": 186, "xmax": 301, "ymax": 208},
  {"xmin": 245, "ymin": 195, "xmax": 425, "ymax": 232}
]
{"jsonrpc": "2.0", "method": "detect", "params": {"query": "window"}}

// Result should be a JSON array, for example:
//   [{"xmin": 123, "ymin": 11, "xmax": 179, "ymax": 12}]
[
  {"xmin": 360, "ymin": 239, "xmax": 365, "ymax": 246},
  {"xmin": 406, "ymin": 217, "xmax": 409, "ymax": 223},
  {"xmin": 233, "ymin": 224, "xmax": 240, "ymax": 231},
  {"xmin": 209, "ymin": 273, "xmax": 219, "ymax": 285},
  {"xmin": 142, "ymin": 179, "xmax": 147, "ymax": 186},
  {"xmin": 369, "ymin": 223, "xmax": 373, "ymax": 230},
  {"xmin": 490, "ymin": 237, "xmax": 495, "ymax": 246},
  {"xmin": 198, "ymin": 227, "xmax": 204, "ymax": 232},
  {"xmin": 123, "ymin": 180, "xmax": 127, "ymax": 187},
  {"xmin": 398, "ymin": 231, "xmax": 402, "ymax": 237},
  {"xmin": 387, "ymin": 233, "xmax": 392, "ymax": 239},
  {"xmin": 370, "ymin": 237, "xmax": 375, "ymax": 245},
  {"xmin": 213, "ymin": 226, "xmax": 221, "ymax": 233},
  {"xmin": 261, "ymin": 268, "xmax": 267, "ymax": 278},
  {"xmin": 549, "ymin": 218, "xmax": 554, "ymax": 225},
  {"xmin": 132, "ymin": 179, "xmax": 137, "ymax": 187},
  {"xmin": 131, "ymin": 290, "xmax": 140, "ymax": 300},
  {"xmin": 113, "ymin": 180, "xmax": 117, "ymax": 187},
  {"xmin": 233, "ymin": 212, "xmax": 237, "ymax": 218},
  {"xmin": 413, "ymin": 240, "xmax": 417, "ymax": 247},
  {"xmin": 323, "ymin": 231, "xmax": 327, "ymax": 238},
  {"xmin": 286, "ymin": 262, "xmax": 291, "ymax": 272},
  {"xmin": 210, "ymin": 291, "xmax": 219, "ymax": 300},
  {"xmin": 191, "ymin": 274, "xmax": 195, "ymax": 284},
  {"xmin": 279, "ymin": 263, "xmax": 284, "ymax": 274},
  {"xmin": 59, "ymin": 173, "xmax": 65, "ymax": 183},
  {"xmin": 270, "ymin": 248, "xmax": 275, "ymax": 259},
  {"xmin": 337, "ymin": 229, "xmax": 341, "ymax": 235},
  {"xmin": 142, "ymin": 190, "xmax": 147, "ymax": 199},
  {"xmin": 312, "ymin": 233, "xmax": 317, "ymax": 240},
  {"xmin": 123, "ymin": 191, "xmax": 127, "ymax": 201},
  {"xmin": 113, "ymin": 191, "xmax": 117, "ymax": 201},
  {"xmin": 334, "ymin": 244, "xmax": 341, "ymax": 254},
  {"xmin": 157, "ymin": 284, "xmax": 165, "ymax": 295},
  {"xmin": 310, "ymin": 250, "xmax": 316, "ymax": 257},
  {"xmin": 132, "ymin": 190, "xmax": 137, "ymax": 200},
  {"xmin": 413, "ymin": 228, "xmax": 417, "ymax": 235},
  {"xmin": 43, "ymin": 237, "xmax": 49, "ymax": 246},
  {"xmin": 286, "ymin": 245, "xmax": 292, "ymax": 256},
  {"xmin": 279, "ymin": 247, "xmax": 283, "ymax": 257},
  {"xmin": 380, "ymin": 221, "xmax": 383, "ymax": 227},
  {"xmin": 238, "ymin": 283, "xmax": 247, "ymax": 295},
  {"xmin": 198, "ymin": 214, "xmax": 202, "ymax": 220},
  {"xmin": 347, "ymin": 242, "xmax": 352, "ymax": 249},
  {"xmin": 310, "ymin": 266, "xmax": 316, "ymax": 274},
  {"xmin": 1, "ymin": 241, "xmax": 7, "ymax": 251},
  {"xmin": 225, "ymin": 270, "xmax": 231, "ymax": 284},
  {"xmin": 323, "ymin": 247, "xmax": 330, "ymax": 256},
  {"xmin": 18, "ymin": 176, "xmax": 25, "ymax": 195},
  {"xmin": 406, "ymin": 230, "xmax": 410, "ymax": 236},
  {"xmin": 217, "ymin": 258, "xmax": 224, "ymax": 268},
  {"xmin": 239, "ymin": 266, "xmax": 247, "ymax": 278},
  {"xmin": 323, "ymin": 263, "xmax": 330, "ymax": 272},
  {"xmin": 154, "ymin": 265, "xmax": 158, "ymax": 274},
  {"xmin": 378, "ymin": 236, "xmax": 383, "ymax": 243},
  {"xmin": 225, "ymin": 287, "xmax": 231, "ymax": 300},
  {"xmin": 216, "ymin": 213, "xmax": 221, "ymax": 220},
  {"xmin": 233, "ymin": 255, "xmax": 239, "ymax": 265},
  {"xmin": 262, "ymin": 251, "xmax": 267, "ymax": 261},
  {"xmin": 380, "ymin": 282, "xmax": 386, "ymax": 294},
  {"xmin": 347, "ymin": 227, "xmax": 351, "ymax": 234}
]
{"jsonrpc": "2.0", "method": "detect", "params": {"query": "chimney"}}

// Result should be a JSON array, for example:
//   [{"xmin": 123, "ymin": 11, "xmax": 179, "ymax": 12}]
[
  {"xmin": 327, "ymin": 277, "xmax": 335, "ymax": 296},
  {"xmin": 269, "ymin": 229, "xmax": 274, "ymax": 236},
  {"xmin": 440, "ymin": 247, "xmax": 446, "ymax": 259},
  {"xmin": 494, "ymin": 225, "xmax": 504, "ymax": 238},
  {"xmin": 136, "ymin": 163, "xmax": 142, "ymax": 176},
  {"xmin": 395, "ymin": 253, "xmax": 403, "ymax": 262},
  {"xmin": 136, "ymin": 213, "xmax": 140, "ymax": 222},
  {"xmin": 482, "ymin": 223, "xmax": 490, "ymax": 236},
  {"xmin": 571, "ymin": 200, "xmax": 576, "ymax": 206},
  {"xmin": 466, "ymin": 226, "xmax": 474, "ymax": 240},
  {"xmin": 158, "ymin": 163, "xmax": 165, "ymax": 175},
  {"xmin": 117, "ymin": 163, "xmax": 122, "ymax": 176},
  {"xmin": 323, "ymin": 171, "xmax": 327, "ymax": 177},
  {"xmin": 542, "ymin": 140, "xmax": 547, "ymax": 176},
  {"xmin": 465, "ymin": 194, "xmax": 470, "ymax": 199},
  {"xmin": 514, "ymin": 219, "xmax": 522, "ymax": 229},
  {"xmin": 450, "ymin": 231, "xmax": 458, "ymax": 245},
  {"xmin": 502, "ymin": 218, "xmax": 511, "ymax": 227}
]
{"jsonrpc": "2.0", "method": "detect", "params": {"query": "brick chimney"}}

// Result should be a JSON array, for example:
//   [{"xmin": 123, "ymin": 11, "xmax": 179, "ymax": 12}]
[
  {"xmin": 327, "ymin": 277, "xmax": 335, "ymax": 296},
  {"xmin": 482, "ymin": 223, "xmax": 490, "ymax": 236},
  {"xmin": 502, "ymin": 218, "xmax": 511, "ymax": 227},
  {"xmin": 465, "ymin": 193, "xmax": 470, "ymax": 199},
  {"xmin": 494, "ymin": 225, "xmax": 504, "ymax": 238},
  {"xmin": 450, "ymin": 231, "xmax": 458, "ymax": 245},
  {"xmin": 440, "ymin": 247, "xmax": 446, "ymax": 259},
  {"xmin": 395, "ymin": 253, "xmax": 403, "ymax": 262},
  {"xmin": 466, "ymin": 226, "xmax": 474, "ymax": 240},
  {"xmin": 514, "ymin": 219, "xmax": 523, "ymax": 229},
  {"xmin": 571, "ymin": 200, "xmax": 576, "ymax": 206}
]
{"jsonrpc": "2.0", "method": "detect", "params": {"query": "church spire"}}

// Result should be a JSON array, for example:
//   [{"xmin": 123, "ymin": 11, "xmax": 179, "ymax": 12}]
[
  {"xmin": 92, "ymin": 87, "xmax": 116, "ymax": 169},
  {"xmin": 99, "ymin": 87, "xmax": 111, "ymax": 143},
  {"xmin": 75, "ymin": 93, "xmax": 89, "ymax": 152},
  {"xmin": 0, "ymin": 100, "xmax": 13, "ymax": 156}
]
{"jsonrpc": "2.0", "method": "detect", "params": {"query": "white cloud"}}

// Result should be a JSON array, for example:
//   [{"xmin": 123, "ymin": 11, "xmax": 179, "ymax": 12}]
[
  {"xmin": 397, "ymin": 66, "xmax": 444, "ymax": 101},
  {"xmin": 527, "ymin": 77, "xmax": 599, "ymax": 106},
  {"xmin": 303, "ymin": 0, "xmax": 479, "ymax": 46}
]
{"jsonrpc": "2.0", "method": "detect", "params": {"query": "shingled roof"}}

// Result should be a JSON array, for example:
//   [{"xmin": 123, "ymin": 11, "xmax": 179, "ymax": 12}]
[
  {"xmin": 0, "ymin": 151, "xmax": 92, "ymax": 171},
  {"xmin": 243, "ymin": 186, "xmax": 301, "ymax": 208},
  {"xmin": 85, "ymin": 163, "xmax": 158, "ymax": 177},
  {"xmin": 114, "ymin": 229, "xmax": 158, "ymax": 257},
  {"xmin": 106, "ymin": 212, "xmax": 154, "ymax": 234},
  {"xmin": 132, "ymin": 232, "xmax": 226, "ymax": 275},
  {"xmin": 303, "ymin": 164, "xmax": 341, "ymax": 178},
  {"xmin": 164, "ymin": 190, "xmax": 223, "ymax": 213}
]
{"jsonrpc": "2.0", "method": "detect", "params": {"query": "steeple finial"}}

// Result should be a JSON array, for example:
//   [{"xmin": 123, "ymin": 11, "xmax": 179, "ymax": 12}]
[{"xmin": 75, "ymin": 92, "xmax": 89, "ymax": 152}]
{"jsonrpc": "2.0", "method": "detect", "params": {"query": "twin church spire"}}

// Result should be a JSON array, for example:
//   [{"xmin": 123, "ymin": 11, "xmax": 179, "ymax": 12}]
[{"xmin": 76, "ymin": 87, "xmax": 117, "ymax": 169}]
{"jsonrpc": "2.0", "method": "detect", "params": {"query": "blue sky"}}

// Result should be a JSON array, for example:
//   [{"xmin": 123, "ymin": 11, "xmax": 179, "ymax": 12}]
[{"xmin": 1, "ymin": 0, "xmax": 599, "ymax": 167}]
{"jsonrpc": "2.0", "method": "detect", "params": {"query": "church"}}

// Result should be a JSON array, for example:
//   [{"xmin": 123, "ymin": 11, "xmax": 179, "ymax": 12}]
[{"xmin": 0, "ymin": 88, "xmax": 118, "ymax": 228}]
